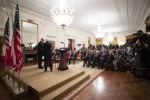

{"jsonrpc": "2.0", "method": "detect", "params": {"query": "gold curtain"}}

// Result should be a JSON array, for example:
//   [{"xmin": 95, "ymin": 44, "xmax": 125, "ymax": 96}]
[
  {"xmin": 125, "ymin": 35, "xmax": 134, "ymax": 41},
  {"xmin": 110, "ymin": 37, "xmax": 117, "ymax": 45},
  {"xmin": 88, "ymin": 37, "xmax": 91, "ymax": 46},
  {"xmin": 96, "ymin": 38, "xmax": 103, "ymax": 45}
]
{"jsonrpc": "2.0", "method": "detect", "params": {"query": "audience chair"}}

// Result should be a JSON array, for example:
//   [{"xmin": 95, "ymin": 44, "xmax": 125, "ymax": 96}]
[
  {"xmin": 51, "ymin": 57, "xmax": 55, "ymax": 68},
  {"xmin": 55, "ymin": 58, "xmax": 60, "ymax": 69}
]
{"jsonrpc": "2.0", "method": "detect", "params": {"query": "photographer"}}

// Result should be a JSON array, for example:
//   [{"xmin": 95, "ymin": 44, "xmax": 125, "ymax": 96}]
[
  {"xmin": 137, "ymin": 30, "xmax": 148, "ymax": 42},
  {"xmin": 135, "ymin": 39, "xmax": 145, "ymax": 78},
  {"xmin": 143, "ymin": 42, "xmax": 150, "ymax": 77}
]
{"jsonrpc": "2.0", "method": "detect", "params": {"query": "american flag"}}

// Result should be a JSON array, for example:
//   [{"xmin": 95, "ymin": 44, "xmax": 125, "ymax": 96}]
[
  {"xmin": 11, "ymin": 4, "xmax": 23, "ymax": 72},
  {"xmin": 1, "ymin": 17, "xmax": 12, "ymax": 66}
]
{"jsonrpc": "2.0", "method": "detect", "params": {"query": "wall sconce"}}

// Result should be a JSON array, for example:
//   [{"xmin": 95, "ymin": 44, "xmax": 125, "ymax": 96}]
[{"xmin": 27, "ymin": 19, "xmax": 34, "ymax": 23}]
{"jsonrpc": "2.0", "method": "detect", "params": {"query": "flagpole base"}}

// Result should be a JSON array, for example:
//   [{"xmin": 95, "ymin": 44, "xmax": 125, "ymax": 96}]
[{"xmin": 1, "ymin": 71, "xmax": 29, "ymax": 100}]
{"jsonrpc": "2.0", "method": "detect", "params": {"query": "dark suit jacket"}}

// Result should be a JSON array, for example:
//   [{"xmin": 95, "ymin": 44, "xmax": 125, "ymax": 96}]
[
  {"xmin": 37, "ymin": 41, "xmax": 43, "ymax": 55},
  {"xmin": 73, "ymin": 52, "xmax": 77, "ymax": 59},
  {"xmin": 68, "ymin": 53, "xmax": 73, "ymax": 58},
  {"xmin": 82, "ymin": 51, "xmax": 86, "ymax": 57},
  {"xmin": 43, "ymin": 41, "xmax": 52, "ymax": 57},
  {"xmin": 139, "ymin": 33, "xmax": 147, "ymax": 42}
]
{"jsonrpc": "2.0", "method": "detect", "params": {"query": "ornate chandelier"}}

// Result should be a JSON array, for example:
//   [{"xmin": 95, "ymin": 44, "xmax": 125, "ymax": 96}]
[
  {"xmin": 107, "ymin": 31, "xmax": 114, "ymax": 42},
  {"xmin": 94, "ymin": 19, "xmax": 104, "ymax": 38},
  {"xmin": 0, "ymin": 0, "xmax": 8, "ymax": 10},
  {"xmin": 51, "ymin": 0, "xmax": 75, "ymax": 27}
]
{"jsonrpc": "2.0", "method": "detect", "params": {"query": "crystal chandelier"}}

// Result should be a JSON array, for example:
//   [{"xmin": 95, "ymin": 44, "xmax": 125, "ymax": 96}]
[
  {"xmin": 94, "ymin": 19, "xmax": 104, "ymax": 38},
  {"xmin": 0, "ymin": 0, "xmax": 8, "ymax": 10},
  {"xmin": 51, "ymin": 0, "xmax": 75, "ymax": 27},
  {"xmin": 107, "ymin": 31, "xmax": 114, "ymax": 42}
]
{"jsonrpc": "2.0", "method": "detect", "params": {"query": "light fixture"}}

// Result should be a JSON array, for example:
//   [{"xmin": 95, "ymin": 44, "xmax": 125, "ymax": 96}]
[
  {"xmin": 107, "ymin": 30, "xmax": 114, "ymax": 42},
  {"xmin": 0, "ymin": 0, "xmax": 8, "ymax": 10},
  {"xmin": 51, "ymin": 0, "xmax": 75, "ymax": 28},
  {"xmin": 94, "ymin": 19, "xmax": 104, "ymax": 38}
]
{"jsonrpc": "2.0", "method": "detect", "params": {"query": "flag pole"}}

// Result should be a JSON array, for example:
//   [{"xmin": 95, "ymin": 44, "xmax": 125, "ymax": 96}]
[
  {"xmin": 18, "ymin": 69, "xmax": 21, "ymax": 92},
  {"xmin": 4, "ymin": 64, "xmax": 7, "ymax": 80},
  {"xmin": 13, "ymin": 70, "xmax": 15, "ymax": 86},
  {"xmin": 6, "ymin": 13, "xmax": 10, "ymax": 81},
  {"xmin": 8, "ymin": 66, "xmax": 10, "ymax": 80}
]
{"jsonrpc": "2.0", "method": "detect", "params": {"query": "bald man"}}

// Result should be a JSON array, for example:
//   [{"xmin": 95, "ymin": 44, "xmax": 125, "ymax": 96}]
[{"xmin": 37, "ymin": 38, "xmax": 44, "ymax": 69}]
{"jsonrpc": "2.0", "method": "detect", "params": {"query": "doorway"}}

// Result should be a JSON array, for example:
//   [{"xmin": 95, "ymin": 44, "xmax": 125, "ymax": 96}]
[{"xmin": 68, "ymin": 39, "xmax": 75, "ymax": 51}]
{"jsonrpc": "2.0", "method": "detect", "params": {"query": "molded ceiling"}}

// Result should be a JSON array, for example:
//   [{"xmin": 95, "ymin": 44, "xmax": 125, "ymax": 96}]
[{"xmin": 7, "ymin": 0, "xmax": 150, "ymax": 34}]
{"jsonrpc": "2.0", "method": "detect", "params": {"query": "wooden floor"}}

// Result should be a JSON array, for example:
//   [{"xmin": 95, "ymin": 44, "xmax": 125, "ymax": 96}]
[
  {"xmin": 0, "ymin": 62, "xmax": 150, "ymax": 100},
  {"xmin": 72, "ymin": 71, "xmax": 150, "ymax": 100}
]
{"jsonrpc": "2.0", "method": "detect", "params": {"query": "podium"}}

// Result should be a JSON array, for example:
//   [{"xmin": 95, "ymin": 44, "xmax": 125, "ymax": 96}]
[{"xmin": 56, "ymin": 48, "xmax": 69, "ymax": 71}]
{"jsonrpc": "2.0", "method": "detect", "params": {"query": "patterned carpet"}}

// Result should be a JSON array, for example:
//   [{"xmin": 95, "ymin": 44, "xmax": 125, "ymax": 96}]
[{"xmin": 62, "ymin": 61, "xmax": 104, "ymax": 100}]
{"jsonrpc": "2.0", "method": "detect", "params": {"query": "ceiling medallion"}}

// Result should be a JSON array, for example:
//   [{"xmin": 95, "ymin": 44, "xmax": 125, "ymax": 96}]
[{"xmin": 51, "ymin": 0, "xmax": 75, "ymax": 28}]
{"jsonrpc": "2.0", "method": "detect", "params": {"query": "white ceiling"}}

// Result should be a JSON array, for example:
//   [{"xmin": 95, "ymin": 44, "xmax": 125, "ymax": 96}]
[{"xmin": 7, "ymin": 0, "xmax": 150, "ymax": 34}]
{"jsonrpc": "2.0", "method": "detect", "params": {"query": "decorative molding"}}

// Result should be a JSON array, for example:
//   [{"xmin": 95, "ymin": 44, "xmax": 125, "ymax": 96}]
[
  {"xmin": 66, "ymin": 31, "xmax": 77, "ymax": 37},
  {"xmin": 9, "ymin": 3, "xmax": 94, "ymax": 36},
  {"xmin": 46, "ymin": 35, "xmax": 57, "ymax": 41},
  {"xmin": 137, "ymin": 0, "xmax": 150, "ymax": 29},
  {"xmin": 114, "ymin": 0, "xmax": 125, "ymax": 29},
  {"xmin": 0, "ymin": 28, "xmax": 4, "ymax": 30},
  {"xmin": 0, "ymin": 15, "xmax": 4, "ymax": 25},
  {"xmin": 9, "ymin": 3, "xmax": 53, "ymax": 22},
  {"xmin": 27, "ymin": 19, "xmax": 34, "ymax": 23},
  {"xmin": 46, "ymin": 35, "xmax": 56, "ymax": 38}
]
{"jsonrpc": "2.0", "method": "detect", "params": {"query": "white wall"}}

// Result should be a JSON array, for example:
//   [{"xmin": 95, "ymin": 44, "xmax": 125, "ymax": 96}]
[{"xmin": 0, "ymin": 4, "xmax": 96, "ymax": 50}]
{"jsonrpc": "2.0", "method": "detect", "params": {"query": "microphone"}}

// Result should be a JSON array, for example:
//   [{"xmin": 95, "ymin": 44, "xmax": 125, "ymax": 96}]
[{"xmin": 60, "ymin": 42, "xmax": 65, "ymax": 47}]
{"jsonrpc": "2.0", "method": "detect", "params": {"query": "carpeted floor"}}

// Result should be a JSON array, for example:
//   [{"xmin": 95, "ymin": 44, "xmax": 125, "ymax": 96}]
[
  {"xmin": 62, "ymin": 62, "xmax": 104, "ymax": 100},
  {"xmin": 0, "ymin": 61, "xmax": 104, "ymax": 100}
]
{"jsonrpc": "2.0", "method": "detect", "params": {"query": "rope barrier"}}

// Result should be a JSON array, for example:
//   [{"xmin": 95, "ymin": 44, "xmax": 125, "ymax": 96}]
[{"xmin": 121, "ymin": 57, "xmax": 150, "ymax": 70}]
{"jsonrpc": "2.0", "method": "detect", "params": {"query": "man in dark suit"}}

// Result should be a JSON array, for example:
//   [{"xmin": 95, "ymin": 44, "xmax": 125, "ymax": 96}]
[
  {"xmin": 37, "ymin": 38, "xmax": 44, "ymax": 69},
  {"xmin": 70, "ymin": 50, "xmax": 77, "ymax": 65},
  {"xmin": 43, "ymin": 39, "xmax": 52, "ymax": 72},
  {"xmin": 87, "ymin": 50, "xmax": 94, "ymax": 67},
  {"xmin": 92, "ymin": 51, "xmax": 99, "ymax": 68},
  {"xmin": 68, "ymin": 50, "xmax": 73, "ymax": 65},
  {"xmin": 83, "ymin": 50, "xmax": 89, "ymax": 67},
  {"xmin": 137, "ymin": 30, "xmax": 148, "ymax": 42}
]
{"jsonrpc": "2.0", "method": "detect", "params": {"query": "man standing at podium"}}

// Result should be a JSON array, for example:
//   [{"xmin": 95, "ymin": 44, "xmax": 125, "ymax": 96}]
[
  {"xmin": 43, "ymin": 39, "xmax": 52, "ymax": 72},
  {"xmin": 37, "ymin": 38, "xmax": 44, "ymax": 69}
]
